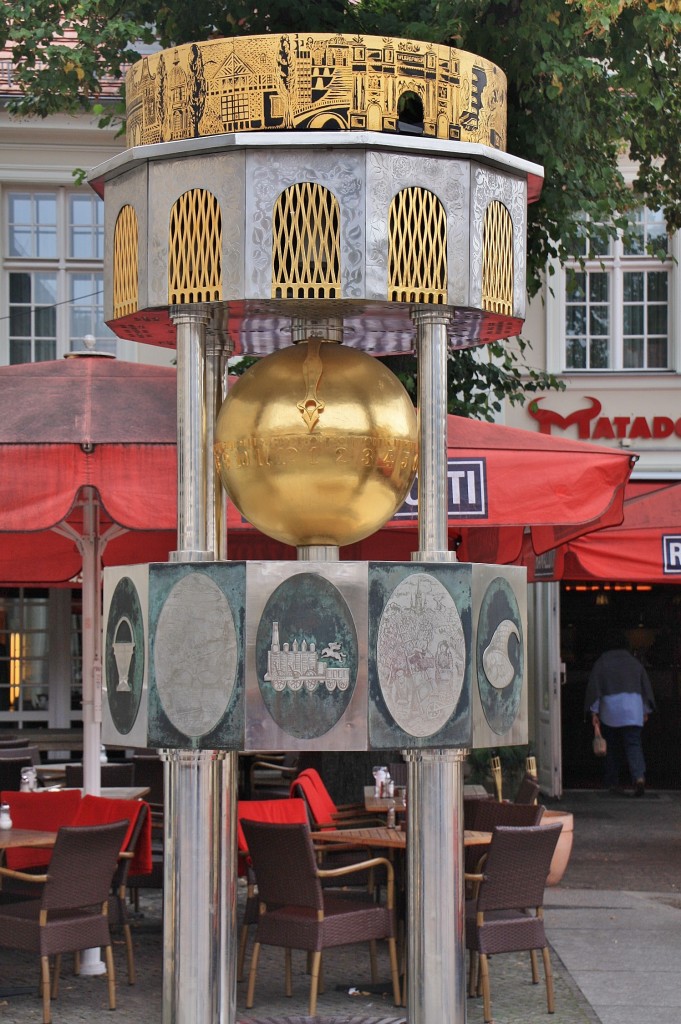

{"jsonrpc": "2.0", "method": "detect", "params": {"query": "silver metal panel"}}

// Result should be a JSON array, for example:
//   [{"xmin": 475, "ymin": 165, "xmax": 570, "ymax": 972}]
[
  {"xmin": 244, "ymin": 560, "xmax": 369, "ymax": 751},
  {"xmin": 89, "ymin": 130, "xmax": 544, "ymax": 193},
  {"xmin": 148, "ymin": 152, "xmax": 246, "ymax": 307},
  {"xmin": 471, "ymin": 562, "xmax": 528, "ymax": 749},
  {"xmin": 365, "ymin": 151, "xmax": 471, "ymax": 305},
  {"xmin": 245, "ymin": 148, "xmax": 366, "ymax": 300},
  {"xmin": 101, "ymin": 563, "xmax": 150, "ymax": 749},
  {"xmin": 470, "ymin": 163, "xmax": 528, "ymax": 318},
  {"xmin": 103, "ymin": 164, "xmax": 149, "ymax": 322}
]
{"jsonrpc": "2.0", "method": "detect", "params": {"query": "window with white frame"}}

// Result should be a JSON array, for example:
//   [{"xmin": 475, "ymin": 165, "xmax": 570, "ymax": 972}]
[
  {"xmin": 563, "ymin": 207, "xmax": 671, "ymax": 371},
  {"xmin": 3, "ymin": 188, "xmax": 119, "ymax": 364}
]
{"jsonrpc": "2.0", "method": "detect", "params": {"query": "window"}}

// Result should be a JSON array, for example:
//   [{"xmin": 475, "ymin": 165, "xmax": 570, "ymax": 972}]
[
  {"xmin": 562, "ymin": 207, "xmax": 672, "ymax": 371},
  {"xmin": 3, "ymin": 187, "xmax": 118, "ymax": 364}
]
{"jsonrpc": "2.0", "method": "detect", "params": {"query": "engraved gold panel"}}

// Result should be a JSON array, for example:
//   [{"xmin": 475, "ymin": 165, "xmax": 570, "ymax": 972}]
[
  {"xmin": 272, "ymin": 183, "xmax": 341, "ymax": 299},
  {"xmin": 113, "ymin": 205, "xmax": 139, "ymax": 319},
  {"xmin": 125, "ymin": 34, "xmax": 507, "ymax": 151},
  {"xmin": 168, "ymin": 189, "xmax": 222, "ymax": 304},
  {"xmin": 481, "ymin": 200, "xmax": 513, "ymax": 316},
  {"xmin": 388, "ymin": 188, "xmax": 447, "ymax": 304}
]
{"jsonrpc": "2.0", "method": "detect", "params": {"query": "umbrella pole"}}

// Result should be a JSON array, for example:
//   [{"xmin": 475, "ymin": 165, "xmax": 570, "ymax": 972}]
[
  {"xmin": 79, "ymin": 486, "xmax": 107, "ymax": 976},
  {"xmin": 407, "ymin": 310, "xmax": 467, "ymax": 1024}
]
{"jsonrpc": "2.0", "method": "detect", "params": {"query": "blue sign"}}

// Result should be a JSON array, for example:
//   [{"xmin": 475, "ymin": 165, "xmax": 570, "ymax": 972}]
[
  {"xmin": 663, "ymin": 535, "xmax": 681, "ymax": 574},
  {"xmin": 394, "ymin": 458, "xmax": 488, "ymax": 520}
]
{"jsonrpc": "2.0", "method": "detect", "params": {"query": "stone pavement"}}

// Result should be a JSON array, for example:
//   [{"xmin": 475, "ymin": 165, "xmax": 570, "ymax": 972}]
[{"xmin": 1, "ymin": 788, "xmax": 678, "ymax": 1024}]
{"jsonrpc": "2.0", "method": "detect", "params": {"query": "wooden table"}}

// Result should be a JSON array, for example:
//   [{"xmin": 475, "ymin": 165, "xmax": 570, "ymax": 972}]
[
  {"xmin": 0, "ymin": 827, "xmax": 56, "ymax": 850},
  {"xmin": 314, "ymin": 825, "xmax": 492, "ymax": 851}
]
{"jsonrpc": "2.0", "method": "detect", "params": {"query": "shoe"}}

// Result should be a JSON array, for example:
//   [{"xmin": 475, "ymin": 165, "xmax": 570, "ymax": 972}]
[{"xmin": 634, "ymin": 779, "xmax": 645, "ymax": 797}]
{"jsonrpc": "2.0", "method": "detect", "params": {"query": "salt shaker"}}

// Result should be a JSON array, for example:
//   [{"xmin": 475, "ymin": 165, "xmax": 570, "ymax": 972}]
[
  {"xmin": 387, "ymin": 778, "xmax": 395, "ymax": 799},
  {"xmin": 386, "ymin": 801, "xmax": 396, "ymax": 829},
  {"xmin": 0, "ymin": 803, "xmax": 12, "ymax": 829}
]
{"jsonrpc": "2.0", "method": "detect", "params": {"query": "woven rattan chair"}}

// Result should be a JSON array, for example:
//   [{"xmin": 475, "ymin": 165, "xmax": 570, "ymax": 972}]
[
  {"xmin": 241, "ymin": 818, "xmax": 401, "ymax": 1016},
  {"xmin": 100, "ymin": 801, "xmax": 150, "ymax": 985},
  {"xmin": 0, "ymin": 755, "xmax": 34, "ymax": 791},
  {"xmin": 236, "ymin": 797, "xmax": 310, "ymax": 981},
  {"xmin": 514, "ymin": 771, "xmax": 540, "ymax": 804},
  {"xmin": 465, "ymin": 822, "xmax": 563, "ymax": 1024},
  {"xmin": 0, "ymin": 819, "xmax": 129, "ymax": 1024},
  {"xmin": 465, "ymin": 798, "xmax": 545, "ymax": 880}
]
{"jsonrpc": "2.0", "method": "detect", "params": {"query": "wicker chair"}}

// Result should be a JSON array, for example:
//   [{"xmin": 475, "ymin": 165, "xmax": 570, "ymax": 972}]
[
  {"xmin": 464, "ymin": 798, "xmax": 545, "ymax": 879},
  {"xmin": 465, "ymin": 823, "xmax": 563, "ymax": 1024},
  {"xmin": 0, "ymin": 820, "xmax": 129, "ymax": 1024},
  {"xmin": 289, "ymin": 767, "xmax": 368, "ymax": 826},
  {"xmin": 514, "ymin": 772, "xmax": 541, "ymax": 805},
  {"xmin": 236, "ymin": 797, "xmax": 309, "ymax": 982},
  {"xmin": 0, "ymin": 755, "xmax": 35, "ymax": 792},
  {"xmin": 241, "ymin": 818, "xmax": 401, "ymax": 1016}
]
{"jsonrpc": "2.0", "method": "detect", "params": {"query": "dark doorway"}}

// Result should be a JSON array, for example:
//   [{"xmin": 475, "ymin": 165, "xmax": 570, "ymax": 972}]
[{"xmin": 560, "ymin": 582, "xmax": 681, "ymax": 789}]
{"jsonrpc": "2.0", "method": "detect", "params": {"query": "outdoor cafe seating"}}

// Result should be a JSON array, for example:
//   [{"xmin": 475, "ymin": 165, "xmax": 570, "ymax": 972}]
[
  {"xmin": 240, "ymin": 818, "xmax": 401, "ymax": 1016},
  {"xmin": 0, "ymin": 819, "xmax": 129, "ymax": 1024},
  {"xmin": 465, "ymin": 822, "xmax": 563, "ymax": 1023}
]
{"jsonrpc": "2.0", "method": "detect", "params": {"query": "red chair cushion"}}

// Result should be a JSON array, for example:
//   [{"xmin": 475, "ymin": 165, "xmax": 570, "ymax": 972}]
[
  {"xmin": 236, "ymin": 797, "xmax": 308, "ymax": 876},
  {"xmin": 71, "ymin": 795, "xmax": 153, "ymax": 876},
  {"xmin": 0, "ymin": 789, "xmax": 82, "ymax": 871},
  {"xmin": 289, "ymin": 768, "xmax": 338, "ymax": 828}
]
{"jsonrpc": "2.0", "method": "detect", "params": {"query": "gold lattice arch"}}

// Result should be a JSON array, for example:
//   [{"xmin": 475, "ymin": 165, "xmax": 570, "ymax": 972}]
[
  {"xmin": 113, "ymin": 205, "xmax": 139, "ymax": 319},
  {"xmin": 272, "ymin": 183, "xmax": 341, "ymax": 299},
  {"xmin": 481, "ymin": 200, "xmax": 513, "ymax": 315},
  {"xmin": 168, "ymin": 189, "xmax": 223, "ymax": 304},
  {"xmin": 388, "ymin": 188, "xmax": 447, "ymax": 304}
]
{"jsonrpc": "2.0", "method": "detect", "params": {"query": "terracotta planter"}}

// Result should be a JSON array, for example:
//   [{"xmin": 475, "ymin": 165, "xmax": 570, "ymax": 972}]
[{"xmin": 541, "ymin": 809, "xmax": 574, "ymax": 886}]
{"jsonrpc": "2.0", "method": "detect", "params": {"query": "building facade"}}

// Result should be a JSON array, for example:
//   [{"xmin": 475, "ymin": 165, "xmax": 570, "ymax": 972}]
[
  {"xmin": 0, "ymin": 50, "xmax": 171, "ymax": 731},
  {"xmin": 504, "ymin": 154, "xmax": 681, "ymax": 794}
]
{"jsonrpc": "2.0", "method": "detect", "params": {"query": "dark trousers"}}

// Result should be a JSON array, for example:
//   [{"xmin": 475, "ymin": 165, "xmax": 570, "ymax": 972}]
[{"xmin": 600, "ymin": 722, "xmax": 646, "ymax": 787}]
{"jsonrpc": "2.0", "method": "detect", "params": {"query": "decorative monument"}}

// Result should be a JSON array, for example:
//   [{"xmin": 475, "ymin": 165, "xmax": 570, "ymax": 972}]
[{"xmin": 93, "ymin": 31, "xmax": 541, "ymax": 1024}]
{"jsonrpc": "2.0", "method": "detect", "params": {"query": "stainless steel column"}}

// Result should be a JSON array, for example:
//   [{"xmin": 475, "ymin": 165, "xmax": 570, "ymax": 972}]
[
  {"xmin": 404, "ymin": 748, "xmax": 466, "ymax": 1022},
  {"xmin": 162, "ymin": 750, "xmax": 233, "ymax": 1024},
  {"xmin": 165, "ymin": 306, "xmax": 232, "ymax": 1024},
  {"xmin": 407, "ymin": 308, "xmax": 467, "ymax": 1024}
]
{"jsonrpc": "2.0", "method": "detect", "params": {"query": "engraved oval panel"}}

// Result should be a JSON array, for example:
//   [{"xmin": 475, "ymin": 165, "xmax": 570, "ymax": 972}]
[
  {"xmin": 377, "ymin": 572, "xmax": 465, "ymax": 738},
  {"xmin": 105, "ymin": 576, "xmax": 145, "ymax": 736},
  {"xmin": 154, "ymin": 573, "xmax": 237, "ymax": 738},
  {"xmin": 255, "ymin": 573, "xmax": 357, "ymax": 740},
  {"xmin": 477, "ymin": 576, "xmax": 524, "ymax": 735}
]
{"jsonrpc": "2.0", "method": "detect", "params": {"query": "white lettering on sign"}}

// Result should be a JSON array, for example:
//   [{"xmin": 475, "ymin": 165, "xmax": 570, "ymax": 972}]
[
  {"xmin": 663, "ymin": 536, "xmax": 681, "ymax": 574},
  {"xmin": 395, "ymin": 458, "xmax": 488, "ymax": 519}
]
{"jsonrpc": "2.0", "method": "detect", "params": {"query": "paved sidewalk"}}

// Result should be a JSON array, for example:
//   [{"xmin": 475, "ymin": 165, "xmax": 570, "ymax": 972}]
[{"xmin": 0, "ymin": 788, "xmax": 678, "ymax": 1024}]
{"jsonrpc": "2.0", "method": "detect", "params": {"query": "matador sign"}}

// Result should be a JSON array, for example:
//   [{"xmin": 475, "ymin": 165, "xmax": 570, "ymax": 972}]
[{"xmin": 528, "ymin": 396, "xmax": 681, "ymax": 442}]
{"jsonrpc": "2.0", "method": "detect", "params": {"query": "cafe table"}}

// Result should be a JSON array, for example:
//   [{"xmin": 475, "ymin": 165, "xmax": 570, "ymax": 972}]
[
  {"xmin": 314, "ymin": 825, "xmax": 492, "ymax": 851},
  {"xmin": 0, "ymin": 827, "xmax": 56, "ymax": 851}
]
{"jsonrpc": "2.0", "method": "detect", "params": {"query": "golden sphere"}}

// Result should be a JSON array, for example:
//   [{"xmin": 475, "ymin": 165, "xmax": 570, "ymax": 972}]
[{"xmin": 214, "ymin": 341, "xmax": 418, "ymax": 548}]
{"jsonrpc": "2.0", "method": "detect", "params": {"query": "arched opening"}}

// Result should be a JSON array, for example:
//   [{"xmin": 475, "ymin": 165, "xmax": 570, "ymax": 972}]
[{"xmin": 397, "ymin": 91, "xmax": 424, "ymax": 135}]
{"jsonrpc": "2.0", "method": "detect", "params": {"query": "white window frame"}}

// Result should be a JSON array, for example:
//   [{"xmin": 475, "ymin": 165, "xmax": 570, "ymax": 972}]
[
  {"xmin": 546, "ymin": 207, "xmax": 680, "ymax": 376},
  {"xmin": 0, "ymin": 185, "xmax": 127, "ymax": 364}
]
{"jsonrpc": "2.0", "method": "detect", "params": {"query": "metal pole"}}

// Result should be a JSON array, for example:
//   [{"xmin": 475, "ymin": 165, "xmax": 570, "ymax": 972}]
[
  {"xmin": 164, "ymin": 306, "xmax": 232, "ymax": 1024},
  {"xmin": 162, "ymin": 750, "xmax": 234, "ymax": 1024},
  {"xmin": 406, "ymin": 308, "xmax": 468, "ymax": 1024},
  {"xmin": 404, "ymin": 748, "xmax": 466, "ymax": 1021}
]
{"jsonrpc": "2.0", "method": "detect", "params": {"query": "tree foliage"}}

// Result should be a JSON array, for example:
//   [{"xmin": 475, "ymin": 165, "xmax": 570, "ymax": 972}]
[{"xmin": 3, "ymin": 0, "xmax": 679, "ymax": 418}]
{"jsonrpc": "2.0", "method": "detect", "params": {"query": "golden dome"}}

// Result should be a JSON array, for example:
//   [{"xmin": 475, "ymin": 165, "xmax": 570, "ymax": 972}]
[{"xmin": 214, "ymin": 340, "xmax": 418, "ymax": 548}]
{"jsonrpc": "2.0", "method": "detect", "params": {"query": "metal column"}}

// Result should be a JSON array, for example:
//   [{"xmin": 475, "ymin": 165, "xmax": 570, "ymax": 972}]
[
  {"xmin": 406, "ymin": 308, "xmax": 467, "ymax": 1024},
  {"xmin": 163, "ymin": 306, "xmax": 232, "ymax": 1024}
]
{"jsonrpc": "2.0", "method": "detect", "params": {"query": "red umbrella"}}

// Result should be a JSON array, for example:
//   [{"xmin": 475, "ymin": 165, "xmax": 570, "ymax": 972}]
[
  {"xmin": 562, "ymin": 481, "xmax": 681, "ymax": 583},
  {"xmin": 226, "ymin": 414, "xmax": 636, "ymax": 563},
  {"xmin": 0, "ymin": 354, "xmax": 177, "ymax": 791}
]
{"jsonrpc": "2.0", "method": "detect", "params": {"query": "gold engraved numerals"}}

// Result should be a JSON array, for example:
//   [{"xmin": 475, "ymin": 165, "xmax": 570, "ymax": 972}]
[{"xmin": 215, "ymin": 434, "xmax": 418, "ymax": 477}]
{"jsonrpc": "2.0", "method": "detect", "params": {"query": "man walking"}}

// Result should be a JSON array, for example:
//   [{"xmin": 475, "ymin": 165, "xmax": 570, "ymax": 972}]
[{"xmin": 585, "ymin": 631, "xmax": 656, "ymax": 796}]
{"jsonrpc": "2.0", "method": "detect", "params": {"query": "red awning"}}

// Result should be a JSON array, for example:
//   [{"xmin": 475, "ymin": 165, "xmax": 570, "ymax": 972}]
[{"xmin": 563, "ymin": 481, "xmax": 681, "ymax": 583}]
